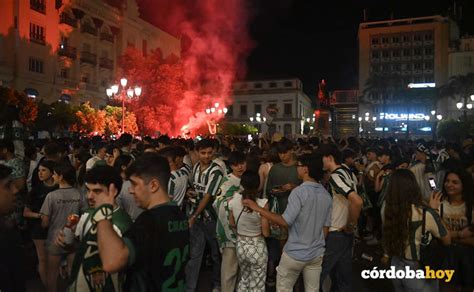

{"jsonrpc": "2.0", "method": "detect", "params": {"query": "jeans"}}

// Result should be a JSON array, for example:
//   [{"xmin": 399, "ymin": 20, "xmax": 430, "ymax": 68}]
[
  {"xmin": 185, "ymin": 220, "xmax": 221, "ymax": 291},
  {"xmin": 266, "ymin": 237, "xmax": 281, "ymax": 282},
  {"xmin": 391, "ymin": 256, "xmax": 438, "ymax": 292},
  {"xmin": 277, "ymin": 251, "xmax": 323, "ymax": 292},
  {"xmin": 320, "ymin": 231, "xmax": 353, "ymax": 292}
]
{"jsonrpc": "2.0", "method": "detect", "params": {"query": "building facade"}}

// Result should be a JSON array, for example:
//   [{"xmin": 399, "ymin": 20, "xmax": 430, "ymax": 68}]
[
  {"xmin": 0, "ymin": 0, "xmax": 180, "ymax": 106},
  {"xmin": 227, "ymin": 79, "xmax": 313, "ymax": 137},
  {"xmin": 359, "ymin": 15, "xmax": 459, "ymax": 92}
]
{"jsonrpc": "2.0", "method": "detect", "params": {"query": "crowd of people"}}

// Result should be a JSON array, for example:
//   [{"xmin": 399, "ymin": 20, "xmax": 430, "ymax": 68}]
[{"xmin": 0, "ymin": 133, "xmax": 473, "ymax": 292}]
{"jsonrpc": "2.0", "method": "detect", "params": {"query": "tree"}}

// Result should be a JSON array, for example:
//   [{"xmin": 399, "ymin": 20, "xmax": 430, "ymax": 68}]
[
  {"xmin": 71, "ymin": 102, "xmax": 106, "ymax": 135},
  {"xmin": 220, "ymin": 123, "xmax": 257, "ymax": 136},
  {"xmin": 437, "ymin": 119, "xmax": 468, "ymax": 143},
  {"xmin": 439, "ymin": 73, "xmax": 474, "ymax": 121}
]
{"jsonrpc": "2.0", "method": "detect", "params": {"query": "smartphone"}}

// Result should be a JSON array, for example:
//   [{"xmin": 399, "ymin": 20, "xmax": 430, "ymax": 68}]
[{"xmin": 428, "ymin": 177, "xmax": 437, "ymax": 190}]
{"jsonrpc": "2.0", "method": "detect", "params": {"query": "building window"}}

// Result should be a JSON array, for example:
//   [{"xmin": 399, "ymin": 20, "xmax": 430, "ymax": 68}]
[
  {"xmin": 424, "ymin": 62, "xmax": 433, "ymax": 70},
  {"xmin": 284, "ymin": 81, "xmax": 293, "ymax": 87},
  {"xmin": 371, "ymin": 38, "xmax": 379, "ymax": 45},
  {"xmin": 465, "ymin": 43, "xmax": 471, "ymax": 51},
  {"xmin": 425, "ymin": 75, "xmax": 434, "ymax": 82},
  {"xmin": 371, "ymin": 51, "xmax": 379, "ymax": 59},
  {"xmin": 371, "ymin": 65, "xmax": 380, "ymax": 73},
  {"xmin": 424, "ymin": 47, "xmax": 433, "ymax": 55},
  {"xmin": 81, "ymin": 73, "xmax": 90, "ymax": 83},
  {"xmin": 414, "ymin": 48, "xmax": 422, "ymax": 56},
  {"xmin": 254, "ymin": 104, "xmax": 262, "ymax": 114},
  {"xmin": 240, "ymin": 104, "xmax": 247, "ymax": 116},
  {"xmin": 142, "ymin": 39, "xmax": 147, "ymax": 57},
  {"xmin": 414, "ymin": 63, "xmax": 422, "ymax": 70},
  {"xmin": 392, "ymin": 37, "xmax": 400, "ymax": 43},
  {"xmin": 414, "ymin": 34, "xmax": 422, "ymax": 41},
  {"xmin": 60, "ymin": 68, "xmax": 68, "ymax": 78},
  {"xmin": 29, "ymin": 23, "xmax": 45, "ymax": 45},
  {"xmin": 425, "ymin": 33, "xmax": 433, "ymax": 41},
  {"xmin": 239, "ymin": 83, "xmax": 248, "ymax": 90},
  {"xmin": 30, "ymin": 0, "xmax": 46, "ymax": 14},
  {"xmin": 403, "ymin": 35, "xmax": 411, "ymax": 42},
  {"xmin": 392, "ymin": 50, "xmax": 400, "ymax": 57},
  {"xmin": 382, "ymin": 64, "xmax": 390, "ymax": 72},
  {"xmin": 254, "ymin": 83, "xmax": 263, "ymax": 89},
  {"xmin": 284, "ymin": 124, "xmax": 292, "ymax": 136},
  {"xmin": 382, "ymin": 37, "xmax": 389, "ymax": 44},
  {"xmin": 401, "ymin": 63, "xmax": 411, "ymax": 70},
  {"xmin": 403, "ymin": 49, "xmax": 411, "ymax": 57},
  {"xmin": 227, "ymin": 105, "xmax": 233, "ymax": 117},
  {"xmin": 269, "ymin": 82, "xmax": 277, "ymax": 88},
  {"xmin": 393, "ymin": 64, "xmax": 401, "ymax": 71},
  {"xmin": 284, "ymin": 103, "xmax": 292, "ymax": 116},
  {"xmin": 382, "ymin": 51, "xmax": 389, "ymax": 58},
  {"xmin": 28, "ymin": 58, "xmax": 44, "ymax": 73}
]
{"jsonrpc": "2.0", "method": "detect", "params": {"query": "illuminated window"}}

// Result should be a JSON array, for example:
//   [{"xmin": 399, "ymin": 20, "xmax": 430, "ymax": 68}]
[
  {"xmin": 28, "ymin": 58, "xmax": 44, "ymax": 73},
  {"xmin": 29, "ymin": 23, "xmax": 45, "ymax": 45}
]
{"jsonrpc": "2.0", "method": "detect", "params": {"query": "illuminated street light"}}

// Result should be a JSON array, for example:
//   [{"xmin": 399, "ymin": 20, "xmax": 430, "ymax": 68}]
[
  {"xmin": 206, "ymin": 108, "xmax": 211, "ymax": 114},
  {"xmin": 215, "ymin": 102, "xmax": 219, "ymax": 108},
  {"xmin": 431, "ymin": 110, "xmax": 436, "ymax": 116},
  {"xmin": 436, "ymin": 114, "xmax": 443, "ymax": 120},
  {"xmin": 250, "ymin": 117, "xmax": 254, "ymax": 122},
  {"xmin": 372, "ymin": 117, "xmax": 377, "ymax": 121},
  {"xmin": 106, "ymin": 78, "xmax": 141, "ymax": 134},
  {"xmin": 223, "ymin": 107, "xmax": 228, "ymax": 114},
  {"xmin": 358, "ymin": 117, "xmax": 362, "ymax": 122},
  {"xmin": 471, "ymin": 95, "xmax": 474, "ymax": 101},
  {"xmin": 424, "ymin": 116, "xmax": 430, "ymax": 121},
  {"xmin": 456, "ymin": 102, "xmax": 463, "ymax": 109},
  {"xmin": 467, "ymin": 103, "xmax": 473, "ymax": 110},
  {"xmin": 364, "ymin": 117, "xmax": 369, "ymax": 121},
  {"xmin": 211, "ymin": 107, "xmax": 216, "ymax": 113},
  {"xmin": 365, "ymin": 112, "xmax": 370, "ymax": 117}
]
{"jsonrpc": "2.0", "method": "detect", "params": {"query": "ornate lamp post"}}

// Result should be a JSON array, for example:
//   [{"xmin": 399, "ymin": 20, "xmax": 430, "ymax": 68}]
[
  {"xmin": 205, "ymin": 102, "xmax": 227, "ymax": 135},
  {"xmin": 106, "ymin": 78, "xmax": 141, "ymax": 134}
]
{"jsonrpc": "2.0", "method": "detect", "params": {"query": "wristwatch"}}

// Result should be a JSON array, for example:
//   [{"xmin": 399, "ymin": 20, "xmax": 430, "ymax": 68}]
[{"xmin": 91, "ymin": 204, "xmax": 114, "ymax": 224}]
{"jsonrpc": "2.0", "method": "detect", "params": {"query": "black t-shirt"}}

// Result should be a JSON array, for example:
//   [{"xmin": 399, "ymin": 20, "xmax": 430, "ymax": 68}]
[
  {"xmin": 123, "ymin": 202, "xmax": 190, "ymax": 292},
  {"xmin": 26, "ymin": 182, "xmax": 58, "ymax": 212},
  {"xmin": 0, "ymin": 219, "xmax": 25, "ymax": 292}
]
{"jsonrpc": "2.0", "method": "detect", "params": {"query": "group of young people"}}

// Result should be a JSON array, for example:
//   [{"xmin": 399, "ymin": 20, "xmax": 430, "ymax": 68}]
[{"xmin": 0, "ymin": 133, "xmax": 473, "ymax": 292}]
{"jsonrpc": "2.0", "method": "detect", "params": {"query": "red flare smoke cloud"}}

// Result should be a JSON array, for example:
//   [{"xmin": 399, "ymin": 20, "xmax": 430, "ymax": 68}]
[{"xmin": 137, "ymin": 0, "xmax": 254, "ymax": 136}]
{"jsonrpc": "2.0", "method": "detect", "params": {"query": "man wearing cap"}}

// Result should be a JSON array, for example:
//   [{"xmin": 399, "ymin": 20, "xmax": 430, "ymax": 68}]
[{"xmin": 86, "ymin": 142, "xmax": 107, "ymax": 171}]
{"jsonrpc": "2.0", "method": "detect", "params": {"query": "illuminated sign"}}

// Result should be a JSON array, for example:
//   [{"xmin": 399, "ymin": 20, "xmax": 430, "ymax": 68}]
[
  {"xmin": 379, "ymin": 113, "xmax": 428, "ymax": 121},
  {"xmin": 407, "ymin": 83, "xmax": 436, "ymax": 88}
]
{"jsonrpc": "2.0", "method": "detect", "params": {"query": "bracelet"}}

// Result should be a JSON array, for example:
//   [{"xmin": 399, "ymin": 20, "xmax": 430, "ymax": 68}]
[{"xmin": 91, "ymin": 204, "xmax": 114, "ymax": 225}]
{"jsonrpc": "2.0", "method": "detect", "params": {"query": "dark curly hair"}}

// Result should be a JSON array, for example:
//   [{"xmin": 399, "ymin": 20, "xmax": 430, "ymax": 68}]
[{"xmin": 382, "ymin": 169, "xmax": 424, "ymax": 257}]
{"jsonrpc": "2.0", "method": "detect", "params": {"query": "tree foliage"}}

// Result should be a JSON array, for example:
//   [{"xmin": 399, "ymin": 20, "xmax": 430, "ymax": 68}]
[
  {"xmin": 436, "ymin": 119, "xmax": 469, "ymax": 143},
  {"xmin": 0, "ymin": 86, "xmax": 38, "ymax": 126}
]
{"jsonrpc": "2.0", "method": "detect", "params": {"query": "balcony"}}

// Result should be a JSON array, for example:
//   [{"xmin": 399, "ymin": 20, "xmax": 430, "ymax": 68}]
[
  {"xmin": 30, "ymin": 1, "xmax": 46, "ymax": 14},
  {"xmin": 30, "ymin": 35, "xmax": 46, "ymax": 45},
  {"xmin": 60, "ymin": 13, "xmax": 77, "ymax": 28},
  {"xmin": 99, "ymin": 57, "xmax": 113, "ymax": 69},
  {"xmin": 58, "ymin": 45, "xmax": 77, "ymax": 59},
  {"xmin": 81, "ymin": 24, "xmax": 97, "ymax": 36},
  {"xmin": 80, "ymin": 51, "xmax": 97, "ymax": 66},
  {"xmin": 100, "ymin": 32, "xmax": 114, "ymax": 43}
]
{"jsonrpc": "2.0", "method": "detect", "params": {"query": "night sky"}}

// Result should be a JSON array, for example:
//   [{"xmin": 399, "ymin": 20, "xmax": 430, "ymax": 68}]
[{"xmin": 138, "ymin": 0, "xmax": 474, "ymax": 96}]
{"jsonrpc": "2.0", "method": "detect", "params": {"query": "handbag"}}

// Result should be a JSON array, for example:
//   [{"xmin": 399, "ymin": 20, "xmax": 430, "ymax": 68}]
[{"xmin": 419, "ymin": 206, "xmax": 445, "ymax": 270}]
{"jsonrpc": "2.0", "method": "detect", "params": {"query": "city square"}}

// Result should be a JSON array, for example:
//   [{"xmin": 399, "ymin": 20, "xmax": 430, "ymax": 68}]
[{"xmin": 1, "ymin": 0, "xmax": 474, "ymax": 291}]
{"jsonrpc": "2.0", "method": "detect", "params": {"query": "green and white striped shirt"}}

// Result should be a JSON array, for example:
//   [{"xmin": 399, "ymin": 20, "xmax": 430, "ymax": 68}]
[
  {"xmin": 169, "ymin": 166, "xmax": 190, "ymax": 207},
  {"xmin": 189, "ymin": 161, "xmax": 224, "ymax": 220}
]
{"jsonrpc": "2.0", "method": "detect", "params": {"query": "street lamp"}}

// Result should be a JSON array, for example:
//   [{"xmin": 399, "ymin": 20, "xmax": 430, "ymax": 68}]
[
  {"xmin": 456, "ymin": 102, "xmax": 463, "ymax": 110},
  {"xmin": 467, "ymin": 103, "xmax": 473, "ymax": 110},
  {"xmin": 436, "ymin": 114, "xmax": 443, "ymax": 121},
  {"xmin": 106, "ymin": 78, "xmax": 142, "ymax": 134},
  {"xmin": 204, "ymin": 102, "xmax": 227, "ymax": 135},
  {"xmin": 431, "ymin": 110, "xmax": 436, "ymax": 116}
]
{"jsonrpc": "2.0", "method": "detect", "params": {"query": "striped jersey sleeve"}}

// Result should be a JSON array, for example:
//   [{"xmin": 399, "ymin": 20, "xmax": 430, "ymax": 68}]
[
  {"xmin": 329, "ymin": 168, "xmax": 355, "ymax": 198},
  {"xmin": 205, "ymin": 165, "xmax": 224, "ymax": 197}
]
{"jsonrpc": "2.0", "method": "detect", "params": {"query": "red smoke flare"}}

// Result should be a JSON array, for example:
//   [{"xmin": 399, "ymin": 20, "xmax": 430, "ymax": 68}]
[{"xmin": 134, "ymin": 0, "xmax": 254, "ymax": 136}]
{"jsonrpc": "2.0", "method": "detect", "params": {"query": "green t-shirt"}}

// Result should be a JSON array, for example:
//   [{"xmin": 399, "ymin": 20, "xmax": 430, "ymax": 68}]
[
  {"xmin": 69, "ymin": 207, "xmax": 132, "ymax": 292},
  {"xmin": 264, "ymin": 162, "xmax": 301, "ymax": 213}
]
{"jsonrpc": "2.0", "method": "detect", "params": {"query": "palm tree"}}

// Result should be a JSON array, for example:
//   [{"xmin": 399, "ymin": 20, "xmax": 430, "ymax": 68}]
[
  {"xmin": 363, "ymin": 73, "xmax": 403, "ymax": 137},
  {"xmin": 439, "ymin": 73, "xmax": 474, "ymax": 121}
]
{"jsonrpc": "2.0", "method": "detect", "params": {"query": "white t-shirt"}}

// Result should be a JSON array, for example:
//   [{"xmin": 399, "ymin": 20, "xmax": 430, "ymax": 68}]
[
  {"xmin": 229, "ymin": 193, "xmax": 267, "ymax": 237},
  {"xmin": 441, "ymin": 200, "xmax": 474, "ymax": 231},
  {"xmin": 85, "ymin": 156, "xmax": 101, "ymax": 171}
]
